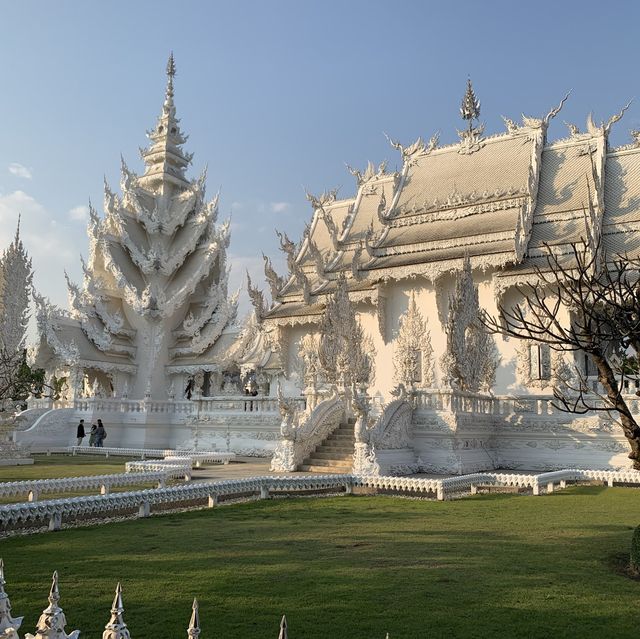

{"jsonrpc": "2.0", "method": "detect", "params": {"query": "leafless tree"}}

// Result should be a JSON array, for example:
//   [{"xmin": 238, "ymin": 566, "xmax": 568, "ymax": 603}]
[{"xmin": 482, "ymin": 241, "xmax": 640, "ymax": 469}]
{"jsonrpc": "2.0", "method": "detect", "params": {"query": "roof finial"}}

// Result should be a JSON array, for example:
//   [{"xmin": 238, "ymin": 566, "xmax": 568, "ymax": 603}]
[
  {"xmin": 165, "ymin": 52, "xmax": 176, "ymax": 105},
  {"xmin": 460, "ymin": 77, "xmax": 481, "ymax": 135},
  {"xmin": 14, "ymin": 214, "xmax": 21, "ymax": 245},
  {"xmin": 187, "ymin": 598, "xmax": 200, "ymax": 639}
]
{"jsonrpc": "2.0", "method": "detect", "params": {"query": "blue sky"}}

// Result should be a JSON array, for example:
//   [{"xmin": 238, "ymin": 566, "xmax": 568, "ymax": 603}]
[{"xmin": 1, "ymin": 0, "xmax": 640, "ymax": 320}]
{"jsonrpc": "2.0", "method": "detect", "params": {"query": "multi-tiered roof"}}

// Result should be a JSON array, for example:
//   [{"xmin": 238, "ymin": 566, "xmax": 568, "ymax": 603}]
[{"xmin": 258, "ymin": 82, "xmax": 640, "ymax": 326}]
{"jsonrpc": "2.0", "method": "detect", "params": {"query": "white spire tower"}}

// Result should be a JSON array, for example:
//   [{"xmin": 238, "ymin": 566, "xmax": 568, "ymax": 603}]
[{"xmin": 57, "ymin": 54, "xmax": 237, "ymax": 400}]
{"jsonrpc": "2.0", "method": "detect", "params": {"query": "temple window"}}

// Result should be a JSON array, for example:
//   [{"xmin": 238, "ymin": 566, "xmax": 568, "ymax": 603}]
[{"xmin": 530, "ymin": 344, "xmax": 551, "ymax": 381}]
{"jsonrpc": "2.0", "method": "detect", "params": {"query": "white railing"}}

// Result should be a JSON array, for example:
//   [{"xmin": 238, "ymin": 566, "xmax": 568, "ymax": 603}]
[
  {"xmin": 413, "ymin": 389, "xmax": 640, "ymax": 418},
  {"xmin": 195, "ymin": 396, "xmax": 305, "ymax": 414},
  {"xmin": 126, "ymin": 459, "xmax": 193, "ymax": 476},
  {"xmin": 0, "ymin": 470, "xmax": 185, "ymax": 502},
  {"xmin": 36, "ymin": 396, "xmax": 305, "ymax": 416},
  {"xmin": 68, "ymin": 447, "xmax": 235, "ymax": 466},
  {"xmin": 270, "ymin": 395, "xmax": 345, "ymax": 472},
  {"xmin": 3, "ymin": 469, "xmax": 639, "ymax": 532},
  {"xmin": 413, "ymin": 389, "xmax": 498, "ymax": 414}
]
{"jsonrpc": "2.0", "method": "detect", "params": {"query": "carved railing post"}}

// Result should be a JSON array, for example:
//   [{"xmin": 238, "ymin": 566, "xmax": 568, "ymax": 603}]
[
  {"xmin": 25, "ymin": 571, "xmax": 79, "ymax": 639},
  {"xmin": 102, "ymin": 583, "xmax": 130, "ymax": 639}
]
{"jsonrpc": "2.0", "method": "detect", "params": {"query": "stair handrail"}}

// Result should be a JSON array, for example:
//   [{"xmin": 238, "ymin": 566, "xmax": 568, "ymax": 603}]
[
  {"xmin": 270, "ymin": 386, "xmax": 345, "ymax": 472},
  {"xmin": 352, "ymin": 385, "xmax": 415, "ymax": 476}
]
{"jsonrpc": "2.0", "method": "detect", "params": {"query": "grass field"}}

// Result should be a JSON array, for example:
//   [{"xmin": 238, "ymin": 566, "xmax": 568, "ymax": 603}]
[
  {"xmin": 2, "ymin": 486, "xmax": 640, "ymax": 639},
  {"xmin": 0, "ymin": 454, "xmax": 134, "ymax": 481}
]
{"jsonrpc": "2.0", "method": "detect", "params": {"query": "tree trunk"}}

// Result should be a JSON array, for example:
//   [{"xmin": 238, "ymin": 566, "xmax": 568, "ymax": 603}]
[{"xmin": 592, "ymin": 352, "xmax": 640, "ymax": 469}]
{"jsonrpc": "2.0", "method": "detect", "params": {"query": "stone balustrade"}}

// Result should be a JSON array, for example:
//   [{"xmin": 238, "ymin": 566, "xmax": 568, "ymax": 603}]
[
  {"xmin": 161, "ymin": 450, "xmax": 235, "ymax": 466},
  {"xmin": 0, "ymin": 474, "xmax": 354, "ymax": 531},
  {"xmin": 414, "ymin": 389, "xmax": 640, "ymax": 418},
  {"xmin": 0, "ymin": 471, "xmax": 184, "ymax": 502},
  {"xmin": 69, "ymin": 446, "xmax": 235, "ymax": 466},
  {"xmin": 126, "ymin": 459, "xmax": 193, "ymax": 477},
  {"xmin": 69, "ymin": 446, "xmax": 166, "ymax": 458},
  {"xmin": 29, "ymin": 395, "xmax": 305, "ymax": 416},
  {"xmin": 2, "ymin": 468, "xmax": 639, "ymax": 533}
]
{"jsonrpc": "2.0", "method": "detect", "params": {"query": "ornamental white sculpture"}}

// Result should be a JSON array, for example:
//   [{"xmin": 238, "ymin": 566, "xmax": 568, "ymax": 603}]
[
  {"xmin": 440, "ymin": 257, "xmax": 500, "ymax": 393},
  {"xmin": 25, "ymin": 571, "xmax": 79, "ymax": 639},
  {"xmin": 36, "ymin": 55, "xmax": 237, "ymax": 400},
  {"xmin": 0, "ymin": 219, "xmax": 33, "ymax": 353},
  {"xmin": 318, "ymin": 276, "xmax": 375, "ymax": 392},
  {"xmin": 393, "ymin": 293, "xmax": 433, "ymax": 389}
]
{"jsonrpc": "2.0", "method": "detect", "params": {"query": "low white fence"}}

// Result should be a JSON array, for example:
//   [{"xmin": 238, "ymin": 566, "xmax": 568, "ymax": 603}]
[
  {"xmin": 2, "ymin": 469, "xmax": 640, "ymax": 532},
  {"xmin": 126, "ymin": 459, "xmax": 193, "ymax": 476},
  {"xmin": 0, "ymin": 564, "xmax": 294, "ymax": 639},
  {"xmin": 0, "ymin": 470, "xmax": 187, "ymax": 502},
  {"xmin": 69, "ymin": 446, "xmax": 235, "ymax": 467}
]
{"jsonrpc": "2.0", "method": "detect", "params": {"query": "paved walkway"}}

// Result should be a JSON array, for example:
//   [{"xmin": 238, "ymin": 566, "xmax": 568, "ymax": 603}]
[{"xmin": 189, "ymin": 458, "xmax": 457, "ymax": 481}]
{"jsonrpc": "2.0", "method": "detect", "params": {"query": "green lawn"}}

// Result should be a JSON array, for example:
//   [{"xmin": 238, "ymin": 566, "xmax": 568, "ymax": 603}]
[
  {"xmin": 2, "ymin": 487, "xmax": 639, "ymax": 639},
  {"xmin": 0, "ymin": 454, "xmax": 135, "ymax": 481}
]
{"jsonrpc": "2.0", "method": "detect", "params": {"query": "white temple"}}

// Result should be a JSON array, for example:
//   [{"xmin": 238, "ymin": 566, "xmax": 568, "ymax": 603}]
[{"xmin": 20, "ymin": 67, "xmax": 640, "ymax": 473}]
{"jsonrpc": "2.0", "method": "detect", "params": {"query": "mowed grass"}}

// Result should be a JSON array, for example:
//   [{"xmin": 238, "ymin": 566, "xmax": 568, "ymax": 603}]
[
  {"xmin": 0, "ymin": 454, "xmax": 135, "ymax": 481},
  {"xmin": 2, "ymin": 487, "xmax": 640, "ymax": 639}
]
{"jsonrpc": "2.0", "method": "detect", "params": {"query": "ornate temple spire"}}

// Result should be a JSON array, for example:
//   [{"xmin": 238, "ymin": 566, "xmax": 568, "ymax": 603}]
[
  {"xmin": 187, "ymin": 598, "xmax": 200, "ymax": 639},
  {"xmin": 165, "ymin": 52, "xmax": 176, "ymax": 107},
  {"xmin": 460, "ymin": 77, "xmax": 481, "ymax": 134},
  {"xmin": 458, "ymin": 77, "xmax": 485, "ymax": 155},
  {"xmin": 102, "ymin": 583, "xmax": 130, "ymax": 639},
  {"xmin": 0, "ymin": 215, "xmax": 33, "ymax": 352},
  {"xmin": 139, "ymin": 53, "xmax": 192, "ymax": 189}
]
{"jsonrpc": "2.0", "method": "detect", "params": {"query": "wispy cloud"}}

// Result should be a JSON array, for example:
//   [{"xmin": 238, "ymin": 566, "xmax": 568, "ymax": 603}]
[
  {"xmin": 8, "ymin": 163, "xmax": 32, "ymax": 179},
  {"xmin": 270, "ymin": 201, "xmax": 291, "ymax": 213},
  {"xmin": 68, "ymin": 205, "xmax": 89, "ymax": 222}
]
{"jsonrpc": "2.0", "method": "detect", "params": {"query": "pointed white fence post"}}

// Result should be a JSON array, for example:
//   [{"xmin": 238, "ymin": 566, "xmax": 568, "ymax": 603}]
[
  {"xmin": 187, "ymin": 598, "xmax": 200, "ymax": 639},
  {"xmin": 49, "ymin": 513, "xmax": 62, "ymax": 532},
  {"xmin": 278, "ymin": 615, "xmax": 288, "ymax": 639},
  {"xmin": 25, "ymin": 571, "xmax": 80, "ymax": 639},
  {"xmin": 102, "ymin": 582, "xmax": 130, "ymax": 639},
  {"xmin": 0, "ymin": 558, "xmax": 23, "ymax": 639}
]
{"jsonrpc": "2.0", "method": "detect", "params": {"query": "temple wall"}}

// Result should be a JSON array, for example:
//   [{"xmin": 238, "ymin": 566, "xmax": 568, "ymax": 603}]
[{"xmin": 412, "ymin": 405, "xmax": 633, "ymax": 473}]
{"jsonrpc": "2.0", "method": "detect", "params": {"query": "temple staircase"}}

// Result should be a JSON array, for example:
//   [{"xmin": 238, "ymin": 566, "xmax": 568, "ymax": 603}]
[{"xmin": 298, "ymin": 418, "xmax": 355, "ymax": 473}]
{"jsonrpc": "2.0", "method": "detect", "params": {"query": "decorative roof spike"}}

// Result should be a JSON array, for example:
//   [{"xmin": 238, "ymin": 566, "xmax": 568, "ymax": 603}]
[
  {"xmin": 277, "ymin": 615, "xmax": 288, "ymax": 639},
  {"xmin": 103, "ymin": 583, "xmax": 130, "ymax": 639},
  {"xmin": 138, "ymin": 53, "xmax": 191, "ymax": 189},
  {"xmin": 0, "ymin": 559, "xmax": 24, "ymax": 638},
  {"xmin": 165, "ymin": 52, "xmax": 176, "ymax": 105},
  {"xmin": 14, "ymin": 214, "xmax": 21, "ymax": 246},
  {"xmin": 26, "ymin": 571, "xmax": 80, "ymax": 639},
  {"xmin": 187, "ymin": 598, "xmax": 200, "ymax": 639},
  {"xmin": 460, "ymin": 77, "xmax": 481, "ymax": 130}
]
